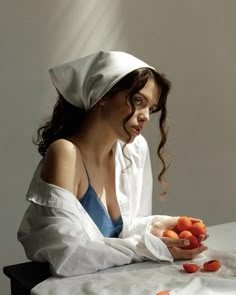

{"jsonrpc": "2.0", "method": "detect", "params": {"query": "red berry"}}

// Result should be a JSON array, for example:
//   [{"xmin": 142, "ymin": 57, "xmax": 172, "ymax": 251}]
[
  {"xmin": 190, "ymin": 222, "xmax": 207, "ymax": 238},
  {"xmin": 156, "ymin": 291, "xmax": 170, "ymax": 295},
  {"xmin": 203, "ymin": 260, "xmax": 221, "ymax": 272},
  {"xmin": 178, "ymin": 230, "xmax": 192, "ymax": 239},
  {"xmin": 183, "ymin": 263, "xmax": 200, "ymax": 273},
  {"xmin": 176, "ymin": 216, "xmax": 192, "ymax": 232},
  {"xmin": 162, "ymin": 230, "xmax": 179, "ymax": 239},
  {"xmin": 181, "ymin": 235, "xmax": 199, "ymax": 249}
]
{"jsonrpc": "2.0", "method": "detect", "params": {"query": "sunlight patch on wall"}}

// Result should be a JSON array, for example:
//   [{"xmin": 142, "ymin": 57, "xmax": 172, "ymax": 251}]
[
  {"xmin": 43, "ymin": 0, "xmax": 126, "ymax": 63},
  {"xmin": 39, "ymin": 0, "xmax": 127, "ymax": 117}
]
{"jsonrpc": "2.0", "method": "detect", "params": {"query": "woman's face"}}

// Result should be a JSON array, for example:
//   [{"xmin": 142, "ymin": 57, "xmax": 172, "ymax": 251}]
[{"xmin": 103, "ymin": 78, "xmax": 160, "ymax": 142}]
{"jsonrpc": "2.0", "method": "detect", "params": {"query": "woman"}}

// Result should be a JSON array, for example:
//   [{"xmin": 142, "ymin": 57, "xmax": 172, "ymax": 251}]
[{"xmin": 17, "ymin": 51, "xmax": 207, "ymax": 277}]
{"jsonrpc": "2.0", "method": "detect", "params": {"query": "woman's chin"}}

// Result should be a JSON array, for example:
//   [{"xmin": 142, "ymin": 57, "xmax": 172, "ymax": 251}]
[{"xmin": 118, "ymin": 134, "xmax": 137, "ymax": 144}]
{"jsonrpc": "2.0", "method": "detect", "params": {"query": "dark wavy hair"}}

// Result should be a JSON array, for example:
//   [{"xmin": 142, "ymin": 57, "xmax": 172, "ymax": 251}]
[{"xmin": 33, "ymin": 68, "xmax": 171, "ymax": 197}]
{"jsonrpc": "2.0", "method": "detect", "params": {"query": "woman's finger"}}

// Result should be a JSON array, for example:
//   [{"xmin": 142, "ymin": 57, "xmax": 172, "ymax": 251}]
[
  {"xmin": 161, "ymin": 237, "xmax": 190, "ymax": 248},
  {"xmin": 169, "ymin": 244, "xmax": 208, "ymax": 260},
  {"xmin": 190, "ymin": 217, "xmax": 203, "ymax": 223},
  {"xmin": 198, "ymin": 234, "xmax": 209, "ymax": 242}
]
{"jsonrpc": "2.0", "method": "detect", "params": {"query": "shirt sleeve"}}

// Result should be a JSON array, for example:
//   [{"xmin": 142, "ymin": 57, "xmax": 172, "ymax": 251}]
[
  {"xmin": 120, "ymin": 135, "xmax": 173, "ymax": 263},
  {"xmin": 18, "ymin": 203, "xmax": 143, "ymax": 277},
  {"xmin": 17, "ymin": 137, "xmax": 173, "ymax": 278}
]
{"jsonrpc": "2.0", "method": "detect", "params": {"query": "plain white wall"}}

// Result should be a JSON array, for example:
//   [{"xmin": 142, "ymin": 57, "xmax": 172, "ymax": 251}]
[{"xmin": 1, "ymin": 0, "xmax": 235, "ymax": 293}]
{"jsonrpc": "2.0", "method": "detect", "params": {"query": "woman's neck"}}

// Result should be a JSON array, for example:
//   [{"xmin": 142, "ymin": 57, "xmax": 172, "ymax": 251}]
[{"xmin": 70, "ymin": 117, "xmax": 117, "ymax": 167}]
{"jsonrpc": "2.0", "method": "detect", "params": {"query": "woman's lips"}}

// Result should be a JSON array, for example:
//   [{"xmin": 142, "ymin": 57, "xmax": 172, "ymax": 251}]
[{"xmin": 130, "ymin": 126, "xmax": 142, "ymax": 135}]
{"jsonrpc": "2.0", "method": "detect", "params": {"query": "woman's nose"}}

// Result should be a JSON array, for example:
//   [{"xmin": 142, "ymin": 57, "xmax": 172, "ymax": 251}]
[{"xmin": 138, "ymin": 107, "xmax": 150, "ymax": 123}]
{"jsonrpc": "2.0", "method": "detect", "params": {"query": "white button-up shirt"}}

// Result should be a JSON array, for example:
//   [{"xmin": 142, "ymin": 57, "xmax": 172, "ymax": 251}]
[{"xmin": 18, "ymin": 135, "xmax": 173, "ymax": 277}]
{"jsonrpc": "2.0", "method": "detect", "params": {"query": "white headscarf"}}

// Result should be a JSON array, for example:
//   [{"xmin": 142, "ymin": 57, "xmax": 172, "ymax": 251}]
[{"xmin": 49, "ymin": 51, "xmax": 156, "ymax": 110}]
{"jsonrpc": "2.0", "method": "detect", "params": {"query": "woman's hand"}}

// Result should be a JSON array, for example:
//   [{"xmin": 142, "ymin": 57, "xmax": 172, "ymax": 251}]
[
  {"xmin": 150, "ymin": 216, "xmax": 208, "ymax": 260},
  {"xmin": 160, "ymin": 237, "xmax": 208, "ymax": 260}
]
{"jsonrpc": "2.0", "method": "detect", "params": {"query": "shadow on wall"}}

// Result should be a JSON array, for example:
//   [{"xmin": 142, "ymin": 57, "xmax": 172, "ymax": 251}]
[{"xmin": 120, "ymin": 0, "xmax": 236, "ymax": 225}]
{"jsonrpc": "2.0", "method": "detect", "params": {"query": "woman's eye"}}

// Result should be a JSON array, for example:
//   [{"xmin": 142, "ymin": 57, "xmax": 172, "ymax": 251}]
[{"xmin": 133, "ymin": 96, "xmax": 142, "ymax": 106}]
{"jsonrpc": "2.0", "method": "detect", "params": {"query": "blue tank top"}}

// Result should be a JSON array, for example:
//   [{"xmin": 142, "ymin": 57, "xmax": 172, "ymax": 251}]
[{"xmin": 79, "ymin": 165, "xmax": 123, "ymax": 238}]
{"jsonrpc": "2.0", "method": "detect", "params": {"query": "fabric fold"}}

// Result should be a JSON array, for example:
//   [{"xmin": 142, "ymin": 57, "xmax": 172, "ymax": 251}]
[{"xmin": 18, "ymin": 135, "xmax": 172, "ymax": 277}]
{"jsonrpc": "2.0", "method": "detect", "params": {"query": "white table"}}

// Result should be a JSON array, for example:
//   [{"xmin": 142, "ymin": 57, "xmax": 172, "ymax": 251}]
[{"xmin": 31, "ymin": 222, "xmax": 236, "ymax": 295}]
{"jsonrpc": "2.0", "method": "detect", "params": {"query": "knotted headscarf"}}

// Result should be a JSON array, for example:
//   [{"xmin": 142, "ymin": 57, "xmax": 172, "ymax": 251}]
[{"xmin": 49, "ymin": 51, "xmax": 156, "ymax": 110}]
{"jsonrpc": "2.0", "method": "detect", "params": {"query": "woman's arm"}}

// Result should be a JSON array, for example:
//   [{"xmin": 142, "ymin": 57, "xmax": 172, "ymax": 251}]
[
  {"xmin": 121, "ymin": 135, "xmax": 208, "ymax": 260},
  {"xmin": 18, "ymin": 203, "xmax": 140, "ymax": 277},
  {"xmin": 41, "ymin": 139, "xmax": 81, "ymax": 195},
  {"xmin": 18, "ymin": 139, "xmax": 150, "ymax": 276}
]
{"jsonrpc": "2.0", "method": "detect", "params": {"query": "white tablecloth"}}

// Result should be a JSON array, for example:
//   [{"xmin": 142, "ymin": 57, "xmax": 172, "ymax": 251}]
[{"xmin": 31, "ymin": 222, "xmax": 236, "ymax": 295}]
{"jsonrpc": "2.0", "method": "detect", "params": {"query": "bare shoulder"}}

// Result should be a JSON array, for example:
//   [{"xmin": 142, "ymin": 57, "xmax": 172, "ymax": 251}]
[
  {"xmin": 46, "ymin": 138, "xmax": 79, "ymax": 159},
  {"xmin": 41, "ymin": 139, "xmax": 83, "ymax": 195}
]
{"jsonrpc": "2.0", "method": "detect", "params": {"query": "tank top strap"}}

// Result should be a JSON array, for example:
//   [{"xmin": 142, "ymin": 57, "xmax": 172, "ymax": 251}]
[{"xmin": 81, "ymin": 160, "xmax": 91, "ymax": 184}]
